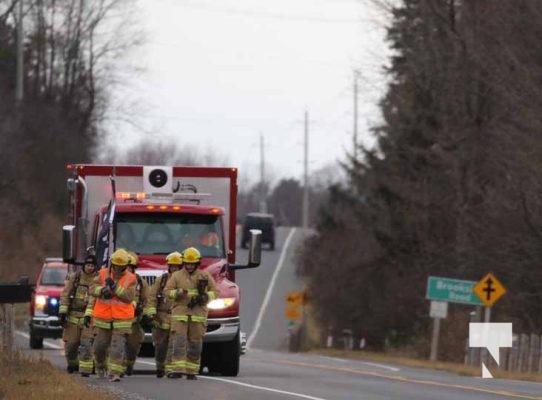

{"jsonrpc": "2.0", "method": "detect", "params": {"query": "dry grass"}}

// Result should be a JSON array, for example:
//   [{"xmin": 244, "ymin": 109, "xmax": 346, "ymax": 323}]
[
  {"xmin": 309, "ymin": 348, "xmax": 542, "ymax": 382},
  {"xmin": 0, "ymin": 351, "xmax": 114, "ymax": 400}
]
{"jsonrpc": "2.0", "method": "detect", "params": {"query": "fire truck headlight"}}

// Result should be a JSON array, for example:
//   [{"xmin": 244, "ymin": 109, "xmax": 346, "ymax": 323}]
[
  {"xmin": 207, "ymin": 297, "xmax": 235, "ymax": 310},
  {"xmin": 35, "ymin": 295, "xmax": 48, "ymax": 310}
]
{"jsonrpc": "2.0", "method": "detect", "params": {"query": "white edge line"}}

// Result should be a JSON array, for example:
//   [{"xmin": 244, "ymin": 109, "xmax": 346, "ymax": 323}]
[
  {"xmin": 201, "ymin": 375, "xmax": 328, "ymax": 400},
  {"xmin": 15, "ymin": 330, "xmax": 63, "ymax": 350},
  {"xmin": 319, "ymin": 356, "xmax": 400, "ymax": 372},
  {"xmin": 361, "ymin": 361, "xmax": 400, "ymax": 372},
  {"xmin": 247, "ymin": 227, "xmax": 296, "ymax": 349}
]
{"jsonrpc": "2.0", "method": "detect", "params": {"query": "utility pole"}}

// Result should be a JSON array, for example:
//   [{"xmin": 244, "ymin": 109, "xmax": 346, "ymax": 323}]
[
  {"xmin": 16, "ymin": 0, "xmax": 24, "ymax": 103},
  {"xmin": 302, "ymin": 110, "xmax": 309, "ymax": 228},
  {"xmin": 353, "ymin": 70, "xmax": 359, "ymax": 160},
  {"xmin": 259, "ymin": 133, "xmax": 267, "ymax": 213}
]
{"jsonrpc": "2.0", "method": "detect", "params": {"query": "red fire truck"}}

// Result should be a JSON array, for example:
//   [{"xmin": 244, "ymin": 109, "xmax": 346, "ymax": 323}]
[{"xmin": 61, "ymin": 165, "xmax": 261, "ymax": 376}]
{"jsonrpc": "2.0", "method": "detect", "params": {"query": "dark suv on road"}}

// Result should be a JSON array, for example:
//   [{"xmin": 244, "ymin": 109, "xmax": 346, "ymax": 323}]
[
  {"xmin": 241, "ymin": 212, "xmax": 275, "ymax": 250},
  {"xmin": 29, "ymin": 258, "xmax": 68, "ymax": 349}
]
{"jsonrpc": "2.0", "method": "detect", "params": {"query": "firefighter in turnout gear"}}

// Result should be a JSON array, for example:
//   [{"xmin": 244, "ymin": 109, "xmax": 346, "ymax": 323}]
[
  {"xmin": 124, "ymin": 251, "xmax": 152, "ymax": 376},
  {"xmin": 147, "ymin": 251, "xmax": 183, "ymax": 378},
  {"xmin": 91, "ymin": 248, "xmax": 136, "ymax": 382},
  {"xmin": 164, "ymin": 247, "xmax": 219, "ymax": 379},
  {"xmin": 58, "ymin": 254, "xmax": 98, "ymax": 376}
]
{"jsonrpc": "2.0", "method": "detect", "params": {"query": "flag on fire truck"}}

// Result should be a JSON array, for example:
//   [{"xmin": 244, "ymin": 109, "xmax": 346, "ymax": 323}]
[{"xmin": 95, "ymin": 177, "xmax": 116, "ymax": 268}]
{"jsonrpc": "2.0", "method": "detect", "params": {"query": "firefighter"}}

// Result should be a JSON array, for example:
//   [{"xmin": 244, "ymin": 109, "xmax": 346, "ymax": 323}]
[
  {"xmin": 91, "ymin": 248, "xmax": 137, "ymax": 382},
  {"xmin": 182, "ymin": 225, "xmax": 219, "ymax": 248},
  {"xmin": 147, "ymin": 251, "xmax": 183, "ymax": 378},
  {"xmin": 164, "ymin": 247, "xmax": 219, "ymax": 380},
  {"xmin": 124, "ymin": 251, "xmax": 153, "ymax": 376},
  {"xmin": 58, "ymin": 254, "xmax": 98, "ymax": 376}
]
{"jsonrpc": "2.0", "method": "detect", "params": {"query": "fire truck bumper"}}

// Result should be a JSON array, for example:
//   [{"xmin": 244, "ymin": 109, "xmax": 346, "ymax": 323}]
[
  {"xmin": 142, "ymin": 316, "xmax": 246, "ymax": 354},
  {"xmin": 29, "ymin": 316, "xmax": 63, "ymax": 339}
]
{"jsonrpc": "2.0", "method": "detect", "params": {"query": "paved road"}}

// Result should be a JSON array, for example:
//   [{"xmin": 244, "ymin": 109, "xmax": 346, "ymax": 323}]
[{"xmin": 17, "ymin": 227, "xmax": 542, "ymax": 399}]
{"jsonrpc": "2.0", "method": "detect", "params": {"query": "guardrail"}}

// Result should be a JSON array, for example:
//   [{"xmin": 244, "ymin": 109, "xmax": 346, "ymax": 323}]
[{"xmin": 0, "ymin": 278, "xmax": 34, "ymax": 350}]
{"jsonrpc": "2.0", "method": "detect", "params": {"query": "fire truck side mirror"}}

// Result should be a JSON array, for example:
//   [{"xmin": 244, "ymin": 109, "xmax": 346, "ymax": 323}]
[
  {"xmin": 230, "ymin": 229, "xmax": 261, "ymax": 270},
  {"xmin": 62, "ymin": 225, "xmax": 76, "ymax": 264},
  {"xmin": 247, "ymin": 229, "xmax": 262, "ymax": 267}
]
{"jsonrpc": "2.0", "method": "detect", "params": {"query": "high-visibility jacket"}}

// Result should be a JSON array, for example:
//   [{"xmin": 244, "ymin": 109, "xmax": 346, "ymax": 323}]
[
  {"xmin": 165, "ymin": 268, "xmax": 219, "ymax": 324},
  {"xmin": 91, "ymin": 268, "xmax": 136, "ymax": 322}
]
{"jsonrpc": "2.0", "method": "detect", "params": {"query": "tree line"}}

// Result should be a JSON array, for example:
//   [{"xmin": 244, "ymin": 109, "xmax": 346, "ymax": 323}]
[
  {"xmin": 0, "ymin": 0, "xmax": 136, "ymax": 281},
  {"xmin": 298, "ymin": 0, "xmax": 542, "ymax": 360}
]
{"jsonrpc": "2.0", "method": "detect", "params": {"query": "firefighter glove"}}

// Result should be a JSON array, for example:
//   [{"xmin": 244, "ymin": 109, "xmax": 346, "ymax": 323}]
[
  {"xmin": 187, "ymin": 296, "xmax": 198, "ymax": 309},
  {"xmin": 197, "ymin": 293, "xmax": 209, "ymax": 305},
  {"xmin": 101, "ymin": 286, "xmax": 113, "ymax": 299},
  {"xmin": 84, "ymin": 316, "xmax": 91, "ymax": 328},
  {"xmin": 140, "ymin": 314, "xmax": 153, "ymax": 330},
  {"xmin": 105, "ymin": 277, "xmax": 116, "ymax": 290},
  {"xmin": 175, "ymin": 289, "xmax": 187, "ymax": 300},
  {"xmin": 59, "ymin": 313, "xmax": 67, "ymax": 326}
]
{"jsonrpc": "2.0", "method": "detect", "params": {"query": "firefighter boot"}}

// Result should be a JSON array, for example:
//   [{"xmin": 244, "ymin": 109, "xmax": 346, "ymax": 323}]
[
  {"xmin": 156, "ymin": 369, "xmax": 165, "ymax": 378},
  {"xmin": 67, "ymin": 365, "xmax": 79, "ymax": 374},
  {"xmin": 186, "ymin": 374, "xmax": 197, "ymax": 380}
]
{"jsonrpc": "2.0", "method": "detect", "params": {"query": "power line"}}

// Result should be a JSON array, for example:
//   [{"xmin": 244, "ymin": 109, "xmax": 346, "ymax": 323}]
[{"xmin": 165, "ymin": 0, "xmax": 365, "ymax": 24}]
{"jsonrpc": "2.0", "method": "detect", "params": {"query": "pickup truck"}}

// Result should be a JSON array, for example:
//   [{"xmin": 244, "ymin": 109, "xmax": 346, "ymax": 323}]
[{"xmin": 28, "ymin": 258, "xmax": 67, "ymax": 349}]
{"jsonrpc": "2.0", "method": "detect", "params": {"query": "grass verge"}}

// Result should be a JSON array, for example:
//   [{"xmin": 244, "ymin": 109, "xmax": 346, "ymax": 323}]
[
  {"xmin": 0, "ymin": 350, "xmax": 114, "ymax": 400},
  {"xmin": 308, "ymin": 348, "xmax": 542, "ymax": 383}
]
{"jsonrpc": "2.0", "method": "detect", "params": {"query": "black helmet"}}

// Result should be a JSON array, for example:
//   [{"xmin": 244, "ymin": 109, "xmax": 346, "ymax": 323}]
[{"xmin": 84, "ymin": 255, "xmax": 97, "ymax": 265}]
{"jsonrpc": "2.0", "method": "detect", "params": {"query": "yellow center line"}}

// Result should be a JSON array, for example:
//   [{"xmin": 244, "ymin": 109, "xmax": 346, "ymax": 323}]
[{"xmin": 256, "ymin": 358, "xmax": 542, "ymax": 400}]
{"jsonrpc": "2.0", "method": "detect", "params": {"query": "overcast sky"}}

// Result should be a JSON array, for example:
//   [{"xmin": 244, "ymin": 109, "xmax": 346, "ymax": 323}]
[{"xmin": 105, "ymin": 0, "xmax": 390, "ymax": 184}]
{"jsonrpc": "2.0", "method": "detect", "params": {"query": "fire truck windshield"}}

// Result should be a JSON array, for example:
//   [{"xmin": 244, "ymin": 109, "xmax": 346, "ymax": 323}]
[{"xmin": 114, "ymin": 213, "xmax": 225, "ymax": 258}]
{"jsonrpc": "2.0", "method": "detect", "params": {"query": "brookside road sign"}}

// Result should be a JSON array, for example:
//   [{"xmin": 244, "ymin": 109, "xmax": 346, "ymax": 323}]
[{"xmin": 426, "ymin": 276, "xmax": 484, "ymax": 306}]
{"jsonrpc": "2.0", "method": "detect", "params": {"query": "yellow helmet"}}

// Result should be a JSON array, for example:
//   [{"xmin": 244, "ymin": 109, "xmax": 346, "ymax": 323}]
[
  {"xmin": 110, "ymin": 248, "xmax": 130, "ymax": 266},
  {"xmin": 182, "ymin": 247, "xmax": 201, "ymax": 264},
  {"xmin": 127, "ymin": 251, "xmax": 138, "ymax": 267},
  {"xmin": 166, "ymin": 251, "xmax": 183, "ymax": 265}
]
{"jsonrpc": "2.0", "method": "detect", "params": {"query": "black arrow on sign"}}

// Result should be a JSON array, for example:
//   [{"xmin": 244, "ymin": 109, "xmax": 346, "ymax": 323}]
[{"xmin": 483, "ymin": 277, "xmax": 496, "ymax": 301}]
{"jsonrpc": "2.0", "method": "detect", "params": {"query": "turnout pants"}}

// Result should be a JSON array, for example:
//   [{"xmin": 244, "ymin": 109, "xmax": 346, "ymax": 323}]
[
  {"xmin": 152, "ymin": 327, "xmax": 170, "ymax": 372},
  {"xmin": 62, "ymin": 318, "xmax": 93, "ymax": 372},
  {"xmin": 167, "ymin": 316, "xmax": 206, "ymax": 375},
  {"xmin": 125, "ymin": 322, "xmax": 144, "ymax": 371},
  {"xmin": 93, "ymin": 324, "xmax": 131, "ymax": 376}
]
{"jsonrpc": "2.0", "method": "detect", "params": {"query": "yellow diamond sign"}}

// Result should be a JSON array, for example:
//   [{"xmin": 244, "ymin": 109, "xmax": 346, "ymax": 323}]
[
  {"xmin": 473, "ymin": 273, "xmax": 506, "ymax": 307},
  {"xmin": 285, "ymin": 306, "xmax": 302, "ymax": 321},
  {"xmin": 286, "ymin": 291, "xmax": 304, "ymax": 306}
]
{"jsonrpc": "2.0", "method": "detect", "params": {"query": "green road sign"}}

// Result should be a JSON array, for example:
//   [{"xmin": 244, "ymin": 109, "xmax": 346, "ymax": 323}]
[{"xmin": 426, "ymin": 276, "xmax": 483, "ymax": 306}]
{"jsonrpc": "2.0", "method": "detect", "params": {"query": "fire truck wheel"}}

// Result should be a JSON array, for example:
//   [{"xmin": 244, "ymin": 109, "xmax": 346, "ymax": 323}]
[{"xmin": 219, "ymin": 331, "xmax": 240, "ymax": 376}]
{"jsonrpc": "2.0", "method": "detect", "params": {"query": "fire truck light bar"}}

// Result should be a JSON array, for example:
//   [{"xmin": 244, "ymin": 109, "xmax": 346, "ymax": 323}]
[{"xmin": 116, "ymin": 192, "xmax": 146, "ymax": 200}]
